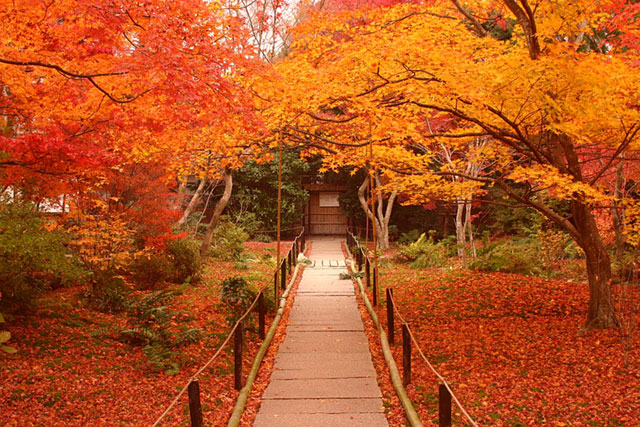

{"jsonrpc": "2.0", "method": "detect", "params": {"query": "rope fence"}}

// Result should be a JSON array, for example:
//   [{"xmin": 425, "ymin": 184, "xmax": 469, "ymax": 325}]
[
  {"xmin": 152, "ymin": 228, "xmax": 305, "ymax": 427},
  {"xmin": 346, "ymin": 229, "xmax": 478, "ymax": 427}
]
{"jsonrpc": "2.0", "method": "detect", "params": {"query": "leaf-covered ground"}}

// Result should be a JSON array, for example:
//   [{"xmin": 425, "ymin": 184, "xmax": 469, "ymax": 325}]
[
  {"xmin": 365, "ymin": 261, "xmax": 640, "ymax": 426},
  {"xmin": 0, "ymin": 242, "xmax": 293, "ymax": 426}
]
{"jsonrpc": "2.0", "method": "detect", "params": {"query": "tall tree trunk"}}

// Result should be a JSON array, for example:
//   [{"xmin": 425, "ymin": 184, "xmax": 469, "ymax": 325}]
[
  {"xmin": 555, "ymin": 132, "xmax": 616, "ymax": 329},
  {"xmin": 465, "ymin": 199, "xmax": 477, "ymax": 258},
  {"xmin": 358, "ymin": 173, "xmax": 396, "ymax": 250},
  {"xmin": 200, "ymin": 169, "xmax": 233, "ymax": 258},
  {"xmin": 178, "ymin": 178, "xmax": 207, "ymax": 226},
  {"xmin": 572, "ymin": 200, "xmax": 617, "ymax": 329},
  {"xmin": 455, "ymin": 197, "xmax": 466, "ymax": 257}
]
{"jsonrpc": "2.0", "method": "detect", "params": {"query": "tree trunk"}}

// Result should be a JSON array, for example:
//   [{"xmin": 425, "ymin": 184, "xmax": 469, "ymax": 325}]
[
  {"xmin": 465, "ymin": 199, "xmax": 477, "ymax": 258},
  {"xmin": 200, "ymin": 169, "xmax": 233, "ymax": 258},
  {"xmin": 455, "ymin": 197, "xmax": 466, "ymax": 257},
  {"xmin": 572, "ymin": 200, "xmax": 617, "ymax": 329},
  {"xmin": 358, "ymin": 173, "xmax": 396, "ymax": 250},
  {"xmin": 178, "ymin": 178, "xmax": 207, "ymax": 226},
  {"xmin": 554, "ymin": 132, "xmax": 616, "ymax": 329}
]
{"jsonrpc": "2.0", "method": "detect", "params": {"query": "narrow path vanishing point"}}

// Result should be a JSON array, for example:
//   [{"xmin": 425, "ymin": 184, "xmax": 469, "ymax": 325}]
[{"xmin": 254, "ymin": 236, "xmax": 389, "ymax": 427}]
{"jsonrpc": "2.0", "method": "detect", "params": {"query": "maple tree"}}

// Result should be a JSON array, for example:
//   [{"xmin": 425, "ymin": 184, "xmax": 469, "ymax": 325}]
[
  {"xmin": 1, "ymin": 0, "xmax": 264, "ymax": 265},
  {"xmin": 254, "ymin": 0, "xmax": 640, "ymax": 329}
]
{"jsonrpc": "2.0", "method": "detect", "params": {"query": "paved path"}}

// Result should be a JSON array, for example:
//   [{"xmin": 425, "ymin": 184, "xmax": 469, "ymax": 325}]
[{"xmin": 254, "ymin": 236, "xmax": 388, "ymax": 427}]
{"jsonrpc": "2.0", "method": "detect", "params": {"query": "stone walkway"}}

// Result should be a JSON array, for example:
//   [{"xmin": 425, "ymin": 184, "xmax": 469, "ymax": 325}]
[{"xmin": 254, "ymin": 236, "xmax": 388, "ymax": 427}]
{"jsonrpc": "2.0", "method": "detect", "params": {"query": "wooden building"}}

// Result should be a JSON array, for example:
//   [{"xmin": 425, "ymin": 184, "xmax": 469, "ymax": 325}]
[{"xmin": 303, "ymin": 184, "xmax": 348, "ymax": 235}]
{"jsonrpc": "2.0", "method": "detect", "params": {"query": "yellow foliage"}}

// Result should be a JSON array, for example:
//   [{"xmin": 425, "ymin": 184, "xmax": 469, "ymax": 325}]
[{"xmin": 69, "ymin": 215, "xmax": 143, "ymax": 274}]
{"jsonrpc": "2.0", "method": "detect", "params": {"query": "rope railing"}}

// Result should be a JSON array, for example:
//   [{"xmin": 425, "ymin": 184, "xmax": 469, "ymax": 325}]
[
  {"xmin": 152, "ymin": 228, "xmax": 305, "ymax": 427},
  {"xmin": 346, "ymin": 229, "xmax": 478, "ymax": 427},
  {"xmin": 251, "ymin": 226, "xmax": 304, "ymax": 235},
  {"xmin": 388, "ymin": 291, "xmax": 479, "ymax": 427}
]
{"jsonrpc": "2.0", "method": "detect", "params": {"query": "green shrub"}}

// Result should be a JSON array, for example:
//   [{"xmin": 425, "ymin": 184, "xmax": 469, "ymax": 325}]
[
  {"xmin": 0, "ymin": 202, "xmax": 86, "ymax": 312},
  {"xmin": 1, "ymin": 311, "xmax": 16, "ymax": 354},
  {"xmin": 165, "ymin": 238, "xmax": 202, "ymax": 283},
  {"xmin": 210, "ymin": 221, "xmax": 249, "ymax": 261},
  {"xmin": 388, "ymin": 224, "xmax": 399, "ymax": 241},
  {"xmin": 143, "ymin": 342, "xmax": 179, "ymax": 375},
  {"xmin": 469, "ymin": 238, "xmax": 543, "ymax": 276},
  {"xmin": 85, "ymin": 275, "xmax": 131, "ymax": 313},
  {"xmin": 397, "ymin": 229, "xmax": 422, "ymax": 246},
  {"xmin": 220, "ymin": 276, "xmax": 256, "ymax": 325},
  {"xmin": 119, "ymin": 289, "xmax": 202, "ymax": 374},
  {"xmin": 253, "ymin": 233, "xmax": 273, "ymax": 243},
  {"xmin": 234, "ymin": 261, "xmax": 249, "ymax": 270},
  {"xmin": 396, "ymin": 232, "xmax": 449, "ymax": 268},
  {"xmin": 231, "ymin": 211, "xmax": 261, "ymax": 237},
  {"xmin": 130, "ymin": 254, "xmax": 172, "ymax": 290}
]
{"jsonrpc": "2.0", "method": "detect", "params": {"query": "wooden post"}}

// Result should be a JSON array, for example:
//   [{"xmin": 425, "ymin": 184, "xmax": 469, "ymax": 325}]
[
  {"xmin": 280, "ymin": 260, "xmax": 287, "ymax": 290},
  {"xmin": 402, "ymin": 324, "xmax": 411, "ymax": 386},
  {"xmin": 373, "ymin": 275, "xmax": 378, "ymax": 307},
  {"xmin": 293, "ymin": 239, "xmax": 298, "ymax": 265},
  {"xmin": 258, "ymin": 292, "xmax": 265, "ymax": 340},
  {"xmin": 273, "ymin": 271, "xmax": 278, "ymax": 303},
  {"xmin": 373, "ymin": 266, "xmax": 378, "ymax": 292},
  {"xmin": 365, "ymin": 257, "xmax": 371, "ymax": 288},
  {"xmin": 234, "ymin": 321, "xmax": 244, "ymax": 390},
  {"xmin": 188, "ymin": 379, "xmax": 203, "ymax": 427},
  {"xmin": 386, "ymin": 288, "xmax": 394, "ymax": 345},
  {"xmin": 439, "ymin": 383, "xmax": 452, "ymax": 427},
  {"xmin": 290, "ymin": 243, "xmax": 294, "ymax": 266}
]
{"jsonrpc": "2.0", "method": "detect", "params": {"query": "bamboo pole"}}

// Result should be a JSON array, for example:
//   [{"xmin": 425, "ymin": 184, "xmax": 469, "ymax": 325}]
[
  {"xmin": 227, "ymin": 262, "xmax": 304, "ymax": 426},
  {"xmin": 345, "ymin": 245, "xmax": 422, "ymax": 427},
  {"xmin": 276, "ymin": 133, "xmax": 283, "ymax": 298}
]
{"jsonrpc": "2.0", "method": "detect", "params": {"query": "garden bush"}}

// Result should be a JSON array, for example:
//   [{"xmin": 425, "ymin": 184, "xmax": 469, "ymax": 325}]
[
  {"xmin": 220, "ymin": 276, "xmax": 256, "ymax": 326},
  {"xmin": 469, "ymin": 237, "xmax": 543, "ymax": 276},
  {"xmin": 396, "ymin": 232, "xmax": 449, "ymax": 268},
  {"xmin": 165, "ymin": 237, "xmax": 202, "ymax": 283},
  {"xmin": 253, "ymin": 233, "xmax": 273, "ymax": 243},
  {"xmin": 84, "ymin": 275, "xmax": 131, "ymax": 313},
  {"xmin": 210, "ymin": 221, "xmax": 248, "ymax": 260},
  {"xmin": 0, "ymin": 310, "xmax": 16, "ymax": 354},
  {"xmin": 0, "ymin": 202, "xmax": 86, "ymax": 312},
  {"xmin": 119, "ymin": 289, "xmax": 202, "ymax": 374},
  {"xmin": 130, "ymin": 253, "xmax": 173, "ymax": 290},
  {"xmin": 397, "ymin": 229, "xmax": 422, "ymax": 246}
]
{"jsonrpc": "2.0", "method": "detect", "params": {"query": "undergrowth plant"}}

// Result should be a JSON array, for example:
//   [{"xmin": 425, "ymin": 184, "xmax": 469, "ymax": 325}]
[
  {"xmin": 210, "ymin": 221, "xmax": 248, "ymax": 261},
  {"xmin": 396, "ymin": 232, "xmax": 450, "ymax": 268},
  {"xmin": 0, "ymin": 202, "xmax": 86, "ymax": 312},
  {"xmin": 0, "ymin": 310, "xmax": 16, "ymax": 355},
  {"xmin": 220, "ymin": 276, "xmax": 256, "ymax": 329},
  {"xmin": 117, "ymin": 289, "xmax": 202, "ymax": 375}
]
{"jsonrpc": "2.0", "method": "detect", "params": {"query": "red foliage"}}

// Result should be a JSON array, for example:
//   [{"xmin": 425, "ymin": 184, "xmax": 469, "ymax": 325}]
[
  {"xmin": 602, "ymin": 0, "xmax": 640, "ymax": 52},
  {"xmin": 371, "ymin": 265, "xmax": 640, "ymax": 425},
  {"xmin": 0, "ymin": 242, "xmax": 285, "ymax": 425}
]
